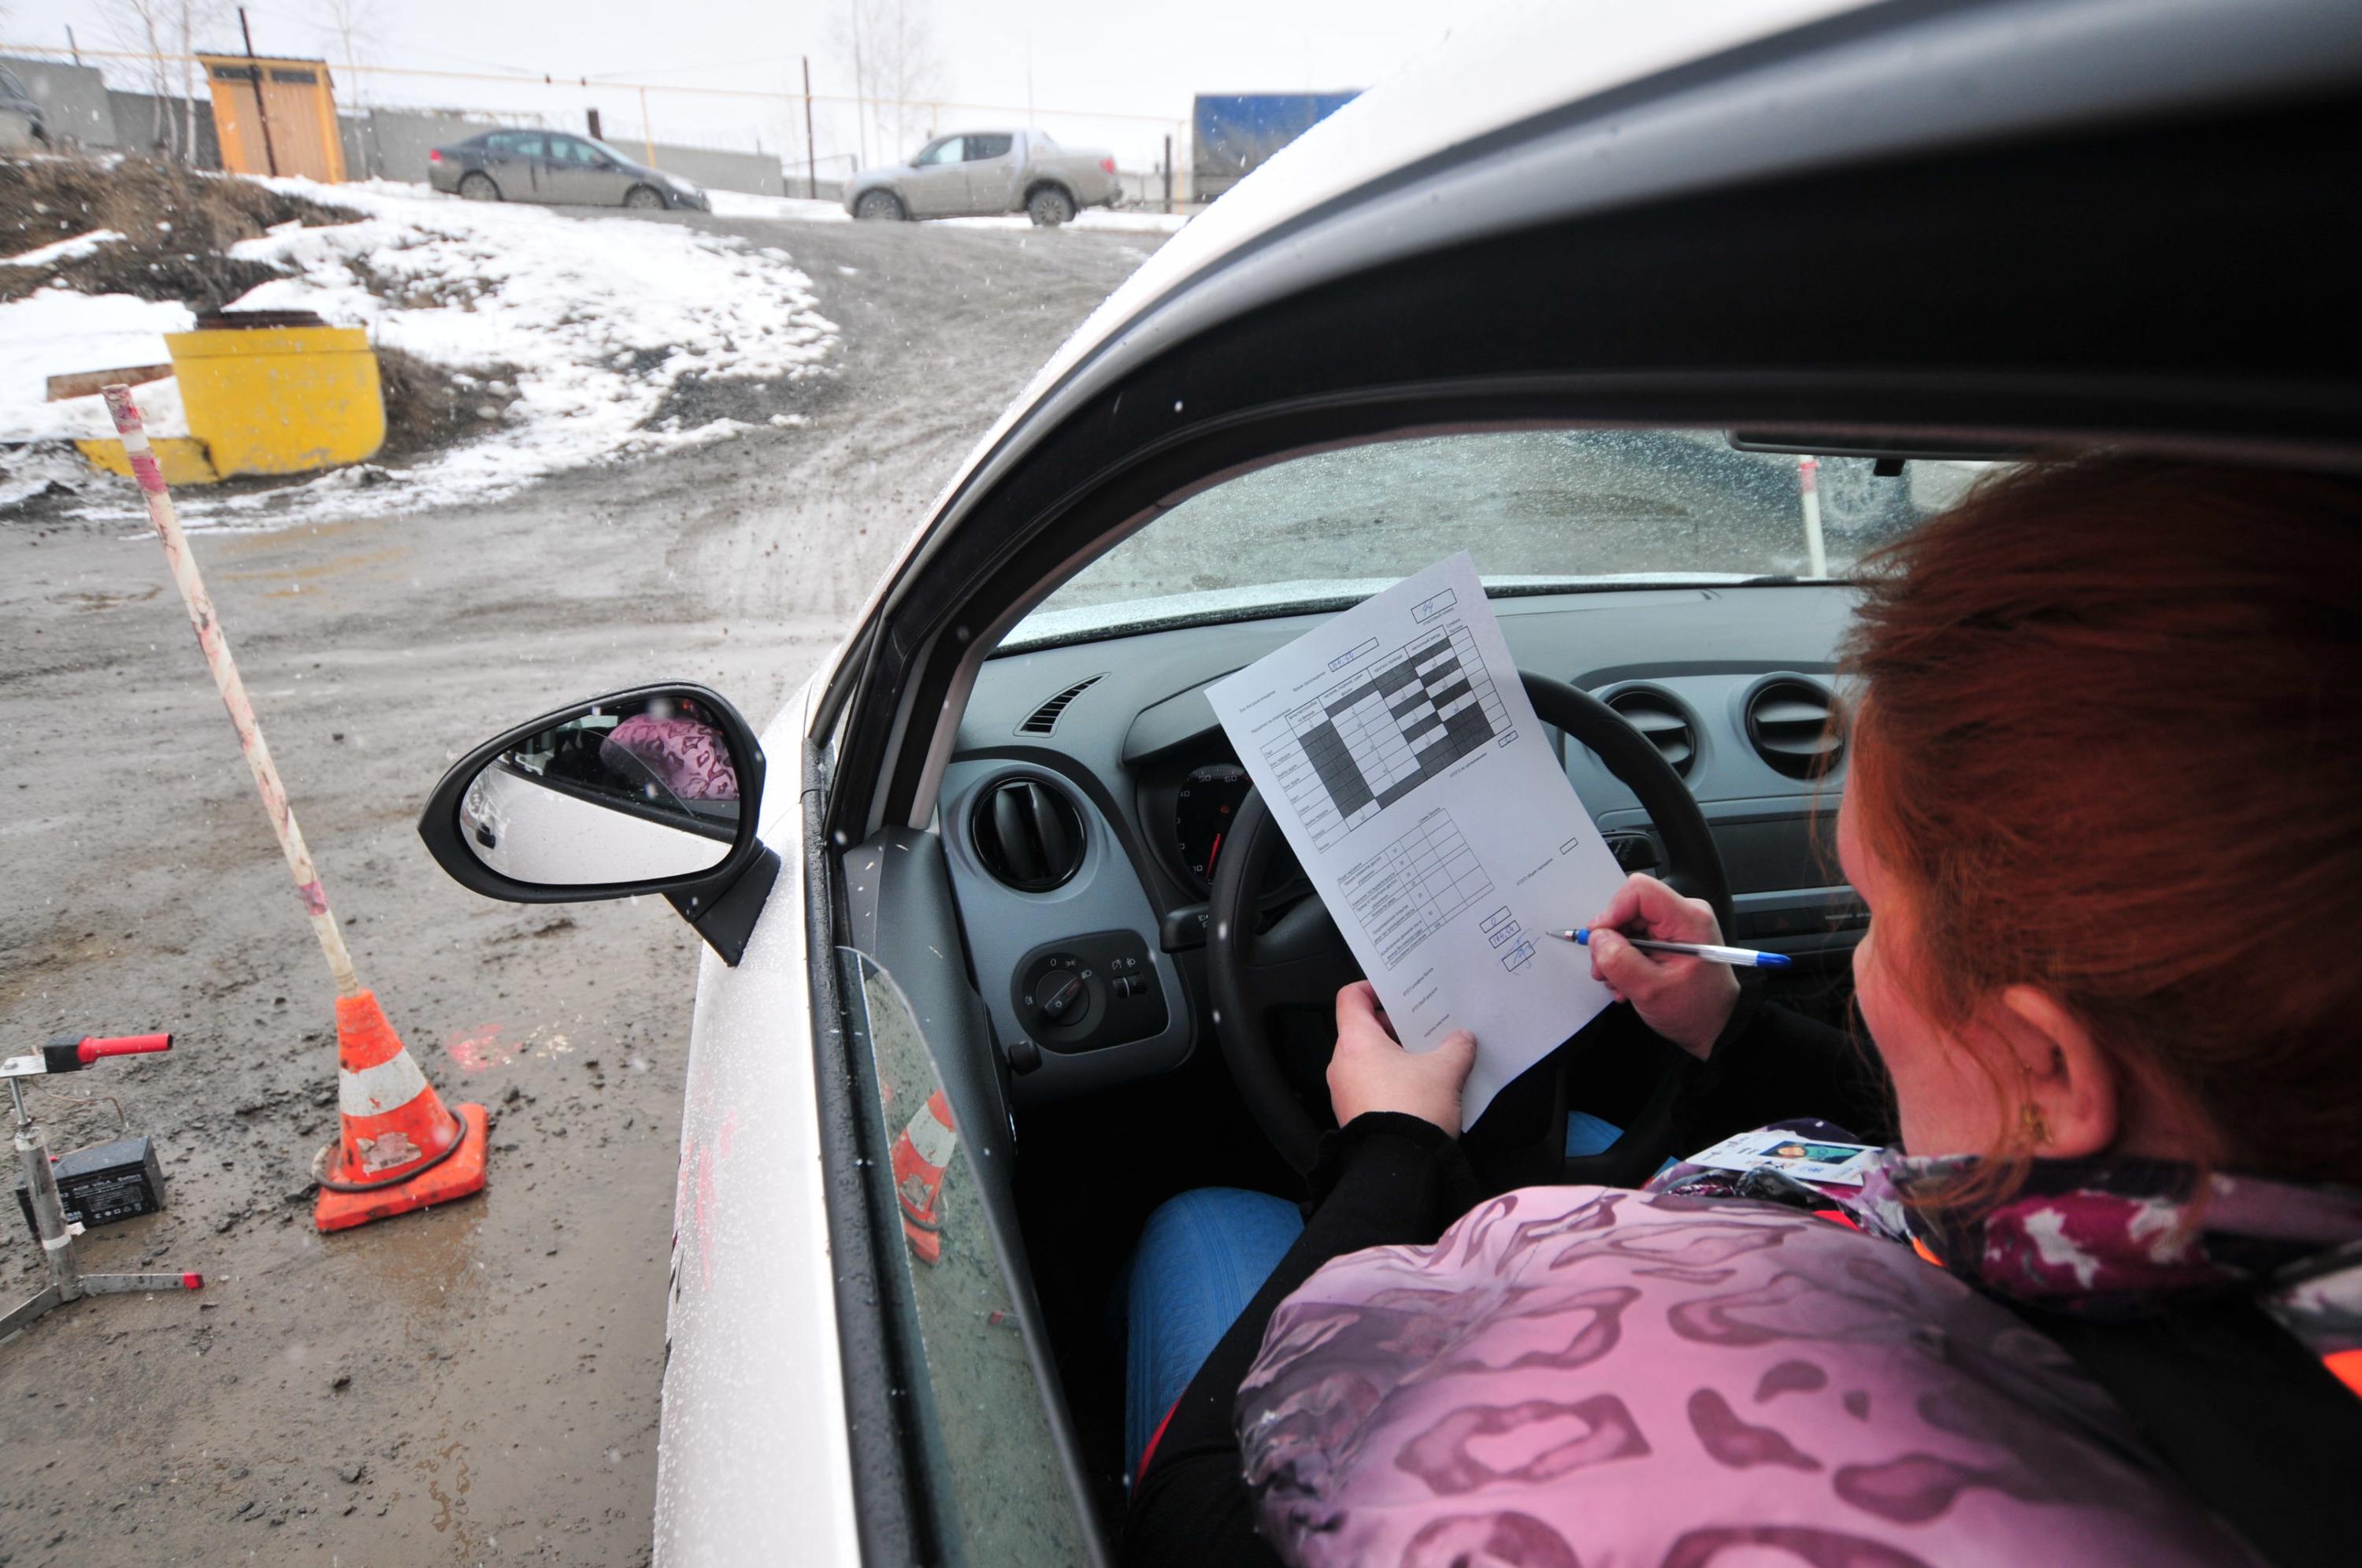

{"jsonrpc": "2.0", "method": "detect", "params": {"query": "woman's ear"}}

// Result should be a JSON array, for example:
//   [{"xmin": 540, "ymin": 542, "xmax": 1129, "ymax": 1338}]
[{"xmin": 1995, "ymin": 986, "xmax": 2118, "ymax": 1158}]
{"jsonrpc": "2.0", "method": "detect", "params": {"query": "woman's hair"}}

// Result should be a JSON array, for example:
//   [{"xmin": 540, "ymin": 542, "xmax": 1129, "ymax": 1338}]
[{"xmin": 1841, "ymin": 457, "xmax": 2362, "ymax": 1186}]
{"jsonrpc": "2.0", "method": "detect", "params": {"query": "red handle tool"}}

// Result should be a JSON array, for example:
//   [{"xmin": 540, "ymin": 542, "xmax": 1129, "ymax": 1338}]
[{"xmin": 39, "ymin": 1033, "xmax": 173, "ymax": 1073}]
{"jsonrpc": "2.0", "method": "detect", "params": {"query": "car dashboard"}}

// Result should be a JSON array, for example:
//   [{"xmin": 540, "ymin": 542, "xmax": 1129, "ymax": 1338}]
[{"xmin": 940, "ymin": 584, "xmax": 1867, "ymax": 1108}]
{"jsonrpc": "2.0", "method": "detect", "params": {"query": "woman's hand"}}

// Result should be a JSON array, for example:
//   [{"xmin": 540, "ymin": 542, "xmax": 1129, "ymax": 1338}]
[
  {"xmin": 1587, "ymin": 873, "xmax": 1742, "ymax": 1060},
  {"xmin": 1327, "ymin": 980, "xmax": 1476, "ymax": 1136}
]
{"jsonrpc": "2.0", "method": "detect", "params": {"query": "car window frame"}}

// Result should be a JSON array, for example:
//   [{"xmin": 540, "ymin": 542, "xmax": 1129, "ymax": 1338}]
[{"xmin": 964, "ymin": 132, "xmax": 1014, "ymax": 161}]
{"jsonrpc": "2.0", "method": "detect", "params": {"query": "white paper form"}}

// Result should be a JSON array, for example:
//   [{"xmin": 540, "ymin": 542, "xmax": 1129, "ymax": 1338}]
[{"xmin": 1206, "ymin": 552, "xmax": 1628, "ymax": 1128}]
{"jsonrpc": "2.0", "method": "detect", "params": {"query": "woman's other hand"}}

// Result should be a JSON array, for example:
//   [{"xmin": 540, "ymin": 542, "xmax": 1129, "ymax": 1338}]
[
  {"xmin": 1588, "ymin": 873, "xmax": 1742, "ymax": 1059},
  {"xmin": 1328, "ymin": 980, "xmax": 1476, "ymax": 1136}
]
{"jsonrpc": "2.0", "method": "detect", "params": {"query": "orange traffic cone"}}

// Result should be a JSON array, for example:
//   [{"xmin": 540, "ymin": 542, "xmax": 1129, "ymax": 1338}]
[
  {"xmin": 891, "ymin": 1089, "xmax": 957, "ymax": 1265},
  {"xmin": 313, "ymin": 990, "xmax": 488, "ymax": 1233}
]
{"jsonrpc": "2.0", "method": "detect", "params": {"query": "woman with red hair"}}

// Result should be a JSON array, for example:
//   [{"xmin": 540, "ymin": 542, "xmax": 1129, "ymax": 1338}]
[{"xmin": 1128, "ymin": 459, "xmax": 2362, "ymax": 1567}]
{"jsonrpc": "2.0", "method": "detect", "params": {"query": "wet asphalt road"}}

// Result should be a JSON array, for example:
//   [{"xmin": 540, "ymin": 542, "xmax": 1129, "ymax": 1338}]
[{"xmin": 0, "ymin": 210, "xmax": 1152, "ymax": 1566}]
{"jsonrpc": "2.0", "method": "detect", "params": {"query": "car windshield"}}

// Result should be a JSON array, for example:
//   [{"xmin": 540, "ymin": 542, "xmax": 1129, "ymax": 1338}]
[
  {"xmin": 1007, "ymin": 429, "xmax": 1997, "ymax": 648},
  {"xmin": 580, "ymin": 136, "xmax": 634, "ymax": 165}
]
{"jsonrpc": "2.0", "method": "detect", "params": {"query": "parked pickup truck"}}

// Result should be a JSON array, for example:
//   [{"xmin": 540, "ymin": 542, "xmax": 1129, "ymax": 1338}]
[{"xmin": 844, "ymin": 129, "xmax": 1122, "ymax": 226}]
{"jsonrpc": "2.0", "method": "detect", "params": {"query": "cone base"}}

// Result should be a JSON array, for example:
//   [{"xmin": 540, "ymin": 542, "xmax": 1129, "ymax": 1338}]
[{"xmin": 314, "ymin": 1103, "xmax": 489, "ymax": 1233}]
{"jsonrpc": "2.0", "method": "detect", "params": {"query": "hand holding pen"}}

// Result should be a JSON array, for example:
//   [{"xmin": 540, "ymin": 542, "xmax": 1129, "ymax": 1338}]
[{"xmin": 1561, "ymin": 873, "xmax": 1752, "ymax": 1059}]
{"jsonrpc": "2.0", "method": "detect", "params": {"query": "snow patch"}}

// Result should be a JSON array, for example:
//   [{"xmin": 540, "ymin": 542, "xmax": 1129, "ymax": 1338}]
[
  {"xmin": 1, "ymin": 229, "xmax": 128, "ymax": 268},
  {"xmin": 704, "ymin": 191, "xmax": 851, "ymax": 223},
  {"xmin": 2, "ymin": 179, "xmax": 840, "ymax": 525},
  {"xmin": 0, "ymin": 288, "xmax": 194, "ymax": 440}
]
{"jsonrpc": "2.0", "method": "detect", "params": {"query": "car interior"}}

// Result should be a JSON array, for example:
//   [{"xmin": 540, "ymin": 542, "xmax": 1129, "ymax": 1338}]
[
  {"xmin": 789, "ymin": 15, "xmax": 2361, "ymax": 1558},
  {"xmin": 951, "ymin": 428, "xmax": 1897, "ymax": 1509}
]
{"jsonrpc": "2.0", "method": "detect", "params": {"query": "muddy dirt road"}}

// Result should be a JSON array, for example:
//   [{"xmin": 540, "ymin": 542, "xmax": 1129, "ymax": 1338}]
[{"xmin": 0, "ymin": 213, "xmax": 1154, "ymax": 1566}]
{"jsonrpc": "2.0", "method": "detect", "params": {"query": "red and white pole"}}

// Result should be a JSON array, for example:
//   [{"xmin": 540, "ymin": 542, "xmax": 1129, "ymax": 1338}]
[
  {"xmin": 1797, "ymin": 454, "xmax": 1829, "ymax": 579},
  {"xmin": 102, "ymin": 384, "xmax": 364, "ymax": 999}
]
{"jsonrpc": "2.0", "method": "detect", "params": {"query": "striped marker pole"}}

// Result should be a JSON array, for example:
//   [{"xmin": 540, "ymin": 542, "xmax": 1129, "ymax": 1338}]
[
  {"xmin": 1797, "ymin": 453, "xmax": 1829, "ymax": 579},
  {"xmin": 102, "ymin": 385, "xmax": 362, "ymax": 999}
]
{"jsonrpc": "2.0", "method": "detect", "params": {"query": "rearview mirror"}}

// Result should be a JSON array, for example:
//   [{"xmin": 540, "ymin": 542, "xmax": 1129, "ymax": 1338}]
[{"xmin": 418, "ymin": 684, "xmax": 780, "ymax": 964}]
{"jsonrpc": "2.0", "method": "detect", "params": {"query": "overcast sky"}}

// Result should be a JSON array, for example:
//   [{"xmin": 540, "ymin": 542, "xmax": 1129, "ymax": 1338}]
[{"xmin": 4, "ymin": 0, "xmax": 1459, "ymax": 170}]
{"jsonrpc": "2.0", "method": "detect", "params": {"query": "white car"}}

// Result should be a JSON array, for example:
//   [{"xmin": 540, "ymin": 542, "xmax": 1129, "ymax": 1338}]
[{"xmin": 415, "ymin": 0, "xmax": 2362, "ymax": 1559}]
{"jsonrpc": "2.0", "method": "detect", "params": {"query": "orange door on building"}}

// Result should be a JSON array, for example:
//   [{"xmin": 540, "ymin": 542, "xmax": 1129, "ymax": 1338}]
[{"xmin": 202, "ymin": 56, "xmax": 346, "ymax": 183}]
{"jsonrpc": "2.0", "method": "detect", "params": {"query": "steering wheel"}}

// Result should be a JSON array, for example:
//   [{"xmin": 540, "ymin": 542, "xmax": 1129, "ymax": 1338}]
[{"xmin": 1207, "ymin": 672, "xmax": 1733, "ymax": 1178}]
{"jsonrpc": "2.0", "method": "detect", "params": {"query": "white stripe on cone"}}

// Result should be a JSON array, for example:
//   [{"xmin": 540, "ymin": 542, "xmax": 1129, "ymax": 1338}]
[
  {"xmin": 339, "ymin": 1051, "xmax": 432, "ymax": 1118},
  {"xmin": 905, "ymin": 1095, "xmax": 957, "ymax": 1170}
]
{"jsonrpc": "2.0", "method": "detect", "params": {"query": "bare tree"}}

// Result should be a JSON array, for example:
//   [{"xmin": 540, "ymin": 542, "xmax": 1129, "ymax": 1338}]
[
  {"xmin": 832, "ymin": 0, "xmax": 944, "ymax": 166},
  {"xmin": 95, "ymin": 0, "xmax": 180, "ymax": 156},
  {"xmin": 172, "ymin": 0, "xmax": 224, "ymax": 166},
  {"xmin": 314, "ymin": 0, "xmax": 376, "ymax": 109}
]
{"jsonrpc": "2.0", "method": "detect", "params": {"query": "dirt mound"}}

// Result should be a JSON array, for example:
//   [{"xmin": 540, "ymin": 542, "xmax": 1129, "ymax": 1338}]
[
  {"xmin": 0, "ymin": 154, "xmax": 358, "ymax": 309},
  {"xmin": 375, "ymin": 345, "xmax": 524, "ymax": 460}
]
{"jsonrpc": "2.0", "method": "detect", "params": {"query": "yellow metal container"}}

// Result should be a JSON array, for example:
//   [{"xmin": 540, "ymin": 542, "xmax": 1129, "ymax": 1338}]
[
  {"xmin": 162, "ymin": 324, "xmax": 384, "ymax": 478},
  {"xmin": 75, "ymin": 434, "xmax": 221, "ymax": 486}
]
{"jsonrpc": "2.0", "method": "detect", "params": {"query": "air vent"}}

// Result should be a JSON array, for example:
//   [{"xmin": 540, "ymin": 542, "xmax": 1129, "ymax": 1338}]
[
  {"xmin": 1604, "ymin": 688, "xmax": 1696, "ymax": 777},
  {"xmin": 1016, "ymin": 674, "xmax": 1105, "ymax": 736},
  {"xmin": 970, "ymin": 776, "xmax": 1086, "ymax": 891},
  {"xmin": 1745, "ymin": 677, "xmax": 1844, "ymax": 779}
]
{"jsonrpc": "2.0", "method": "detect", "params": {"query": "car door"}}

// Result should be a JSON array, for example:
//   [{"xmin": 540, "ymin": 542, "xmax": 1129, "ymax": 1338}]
[
  {"xmin": 540, "ymin": 135, "xmax": 618, "ymax": 205},
  {"xmin": 961, "ymin": 132, "xmax": 1020, "ymax": 214},
  {"xmin": 902, "ymin": 135, "xmax": 966, "ymax": 217},
  {"xmin": 476, "ymin": 131, "xmax": 542, "ymax": 198}
]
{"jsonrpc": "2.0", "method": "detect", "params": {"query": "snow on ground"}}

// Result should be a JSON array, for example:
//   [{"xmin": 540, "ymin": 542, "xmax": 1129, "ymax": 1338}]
[
  {"xmin": 1, "ymin": 178, "xmax": 839, "ymax": 526},
  {"xmin": 704, "ymin": 190, "xmax": 849, "ymax": 223},
  {"xmin": 0, "ymin": 228, "xmax": 126, "ymax": 268},
  {"xmin": 0, "ymin": 290, "xmax": 194, "ymax": 439}
]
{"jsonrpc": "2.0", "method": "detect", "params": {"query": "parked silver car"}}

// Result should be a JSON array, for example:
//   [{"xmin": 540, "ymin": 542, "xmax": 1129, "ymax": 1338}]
[
  {"xmin": 426, "ymin": 129, "xmax": 710, "ymax": 212},
  {"xmin": 845, "ymin": 128, "xmax": 1120, "ymax": 226}
]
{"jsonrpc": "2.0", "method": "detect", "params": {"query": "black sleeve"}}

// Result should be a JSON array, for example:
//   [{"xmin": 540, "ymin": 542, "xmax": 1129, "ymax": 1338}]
[
  {"xmin": 1123, "ymin": 1111, "xmax": 1475, "ymax": 1568},
  {"xmin": 1667, "ymin": 981, "xmax": 1895, "ymax": 1151}
]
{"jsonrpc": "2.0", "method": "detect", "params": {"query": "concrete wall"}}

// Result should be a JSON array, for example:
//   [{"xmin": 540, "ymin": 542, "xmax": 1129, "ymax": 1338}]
[
  {"xmin": 341, "ymin": 106, "xmax": 783, "ymax": 196},
  {"xmin": 107, "ymin": 91, "xmax": 221, "ymax": 167},
  {"xmin": 2, "ymin": 57, "xmax": 117, "ymax": 147},
  {"xmin": 339, "ymin": 107, "xmax": 498, "ymax": 182},
  {"xmin": 638, "ymin": 142, "xmax": 781, "ymax": 198}
]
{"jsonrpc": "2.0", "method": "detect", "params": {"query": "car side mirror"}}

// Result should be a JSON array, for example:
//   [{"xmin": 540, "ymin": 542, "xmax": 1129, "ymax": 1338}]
[
  {"xmin": 594, "ymin": 158, "xmax": 615, "ymax": 170},
  {"xmin": 417, "ymin": 684, "xmax": 780, "ymax": 965}
]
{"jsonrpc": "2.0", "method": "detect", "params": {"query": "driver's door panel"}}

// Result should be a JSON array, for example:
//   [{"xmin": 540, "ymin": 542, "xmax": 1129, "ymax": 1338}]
[{"xmin": 839, "ymin": 826, "xmax": 1108, "ymax": 1562}]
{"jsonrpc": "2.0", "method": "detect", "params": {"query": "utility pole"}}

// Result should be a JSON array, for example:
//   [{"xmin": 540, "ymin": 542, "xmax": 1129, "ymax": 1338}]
[
  {"xmin": 638, "ymin": 84, "xmax": 656, "ymax": 167},
  {"xmin": 848, "ymin": 0, "xmax": 868, "ymax": 166},
  {"xmin": 1162, "ymin": 132, "xmax": 1172, "ymax": 213},
  {"xmin": 65, "ymin": 25, "xmax": 81, "ymax": 66},
  {"xmin": 802, "ymin": 57, "xmax": 818, "ymax": 199},
  {"xmin": 238, "ymin": 8, "xmax": 280, "ymax": 178}
]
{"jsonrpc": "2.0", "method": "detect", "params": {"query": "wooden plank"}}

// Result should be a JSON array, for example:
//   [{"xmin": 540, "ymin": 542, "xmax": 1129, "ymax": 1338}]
[{"xmin": 47, "ymin": 363, "xmax": 173, "ymax": 402}]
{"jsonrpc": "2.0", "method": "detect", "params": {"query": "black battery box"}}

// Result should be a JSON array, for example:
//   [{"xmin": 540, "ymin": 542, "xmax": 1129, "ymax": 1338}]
[{"xmin": 14, "ymin": 1136, "xmax": 166, "ymax": 1234}]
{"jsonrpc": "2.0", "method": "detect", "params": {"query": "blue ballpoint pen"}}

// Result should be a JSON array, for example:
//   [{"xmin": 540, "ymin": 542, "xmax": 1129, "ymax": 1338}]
[{"xmin": 1546, "ymin": 929, "xmax": 1792, "ymax": 969}]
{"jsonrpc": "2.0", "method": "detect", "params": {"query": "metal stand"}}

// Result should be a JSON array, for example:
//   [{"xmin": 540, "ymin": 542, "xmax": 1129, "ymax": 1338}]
[{"xmin": 3, "ymin": 1041, "xmax": 202, "ymax": 1344}]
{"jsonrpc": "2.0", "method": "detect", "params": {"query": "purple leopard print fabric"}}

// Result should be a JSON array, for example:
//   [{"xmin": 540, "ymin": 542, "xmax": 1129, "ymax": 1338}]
[
  {"xmin": 599, "ymin": 715, "xmax": 740, "ymax": 803},
  {"xmin": 1233, "ymin": 1148, "xmax": 2343, "ymax": 1566}
]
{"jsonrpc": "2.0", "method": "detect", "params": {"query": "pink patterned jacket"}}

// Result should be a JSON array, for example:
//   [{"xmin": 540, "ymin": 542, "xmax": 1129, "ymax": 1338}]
[{"xmin": 1236, "ymin": 1144, "xmax": 2362, "ymax": 1567}]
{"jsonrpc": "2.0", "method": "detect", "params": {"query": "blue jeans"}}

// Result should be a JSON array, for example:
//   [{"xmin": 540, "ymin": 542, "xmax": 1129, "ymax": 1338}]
[
  {"xmin": 1123, "ymin": 1187, "xmax": 1302, "ymax": 1476},
  {"xmin": 1121, "ymin": 1114, "xmax": 1624, "ymax": 1476}
]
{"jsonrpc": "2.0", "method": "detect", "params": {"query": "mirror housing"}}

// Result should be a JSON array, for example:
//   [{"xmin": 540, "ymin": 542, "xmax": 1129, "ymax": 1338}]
[{"xmin": 417, "ymin": 684, "xmax": 780, "ymax": 965}]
